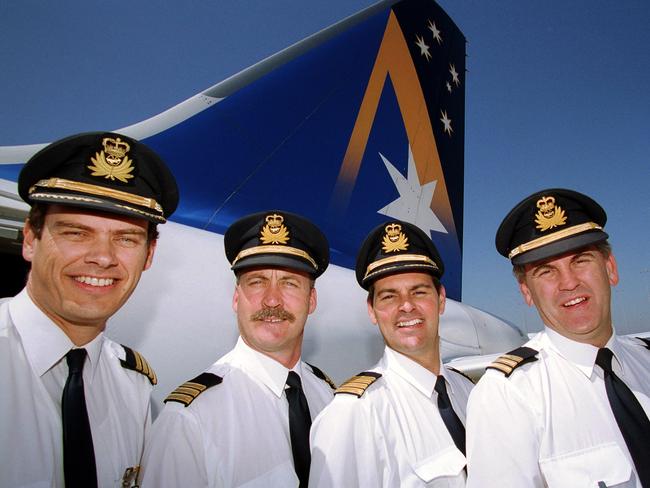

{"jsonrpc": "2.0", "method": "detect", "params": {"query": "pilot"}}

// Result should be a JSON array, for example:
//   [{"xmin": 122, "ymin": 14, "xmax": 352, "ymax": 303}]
[
  {"xmin": 140, "ymin": 210, "xmax": 335, "ymax": 488},
  {"xmin": 309, "ymin": 220, "xmax": 473, "ymax": 487},
  {"xmin": 0, "ymin": 132, "xmax": 179, "ymax": 487},
  {"xmin": 466, "ymin": 188, "xmax": 650, "ymax": 487}
]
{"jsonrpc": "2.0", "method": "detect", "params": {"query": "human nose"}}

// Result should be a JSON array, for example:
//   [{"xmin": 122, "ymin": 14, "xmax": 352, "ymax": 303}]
[
  {"xmin": 84, "ymin": 236, "xmax": 118, "ymax": 268},
  {"xmin": 398, "ymin": 296, "xmax": 415, "ymax": 313},
  {"xmin": 557, "ymin": 265, "xmax": 579, "ymax": 291},
  {"xmin": 262, "ymin": 281, "xmax": 282, "ymax": 308}
]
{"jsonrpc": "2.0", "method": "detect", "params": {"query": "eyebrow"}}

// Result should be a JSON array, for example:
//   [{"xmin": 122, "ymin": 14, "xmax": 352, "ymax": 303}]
[{"xmin": 51, "ymin": 221, "xmax": 147, "ymax": 236}]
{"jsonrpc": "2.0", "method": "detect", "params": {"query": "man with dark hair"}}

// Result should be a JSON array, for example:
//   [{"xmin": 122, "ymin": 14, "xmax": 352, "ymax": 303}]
[
  {"xmin": 141, "ymin": 210, "xmax": 335, "ymax": 488},
  {"xmin": 0, "ymin": 132, "xmax": 179, "ymax": 488},
  {"xmin": 310, "ymin": 220, "xmax": 473, "ymax": 487},
  {"xmin": 466, "ymin": 188, "xmax": 650, "ymax": 487}
]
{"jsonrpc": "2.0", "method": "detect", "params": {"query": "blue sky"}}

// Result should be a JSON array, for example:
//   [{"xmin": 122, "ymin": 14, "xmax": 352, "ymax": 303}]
[{"xmin": 1, "ymin": 0, "xmax": 648, "ymax": 334}]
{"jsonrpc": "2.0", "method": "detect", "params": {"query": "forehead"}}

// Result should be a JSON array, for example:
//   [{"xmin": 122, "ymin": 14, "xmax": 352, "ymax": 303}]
[
  {"xmin": 373, "ymin": 271, "xmax": 435, "ymax": 291},
  {"xmin": 44, "ymin": 204, "xmax": 149, "ymax": 231}
]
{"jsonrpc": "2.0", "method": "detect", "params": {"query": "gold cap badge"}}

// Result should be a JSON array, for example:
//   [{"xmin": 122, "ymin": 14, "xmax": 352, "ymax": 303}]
[
  {"xmin": 534, "ymin": 195, "xmax": 567, "ymax": 232},
  {"xmin": 260, "ymin": 213, "xmax": 290, "ymax": 244},
  {"xmin": 381, "ymin": 223, "xmax": 409, "ymax": 253},
  {"xmin": 87, "ymin": 137, "xmax": 135, "ymax": 183}
]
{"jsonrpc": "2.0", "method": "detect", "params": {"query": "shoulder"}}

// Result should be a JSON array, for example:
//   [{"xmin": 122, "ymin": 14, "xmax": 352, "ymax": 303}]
[
  {"xmin": 617, "ymin": 335, "xmax": 650, "ymax": 358},
  {"xmin": 631, "ymin": 336, "xmax": 650, "ymax": 350},
  {"xmin": 305, "ymin": 362, "xmax": 337, "ymax": 389},
  {"xmin": 485, "ymin": 346, "xmax": 540, "ymax": 378},
  {"xmin": 445, "ymin": 366, "xmax": 476, "ymax": 385},
  {"xmin": 334, "ymin": 371, "xmax": 383, "ymax": 398},
  {"xmin": 164, "ymin": 371, "xmax": 224, "ymax": 407},
  {"xmin": 114, "ymin": 343, "xmax": 158, "ymax": 385}
]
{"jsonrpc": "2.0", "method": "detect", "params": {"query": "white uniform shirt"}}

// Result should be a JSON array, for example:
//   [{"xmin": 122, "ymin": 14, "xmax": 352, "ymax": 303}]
[
  {"xmin": 309, "ymin": 346, "xmax": 474, "ymax": 487},
  {"xmin": 0, "ymin": 289, "xmax": 153, "ymax": 488},
  {"xmin": 140, "ymin": 336, "xmax": 334, "ymax": 488},
  {"xmin": 466, "ymin": 327, "xmax": 650, "ymax": 488}
]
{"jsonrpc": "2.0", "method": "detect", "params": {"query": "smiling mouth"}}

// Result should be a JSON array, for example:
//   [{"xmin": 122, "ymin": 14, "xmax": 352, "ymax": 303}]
[
  {"xmin": 74, "ymin": 276, "xmax": 115, "ymax": 287},
  {"xmin": 563, "ymin": 297, "xmax": 587, "ymax": 307},
  {"xmin": 397, "ymin": 318, "xmax": 423, "ymax": 328}
]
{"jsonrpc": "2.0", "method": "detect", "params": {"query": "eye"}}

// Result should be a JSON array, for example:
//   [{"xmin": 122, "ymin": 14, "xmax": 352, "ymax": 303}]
[
  {"xmin": 533, "ymin": 267, "xmax": 552, "ymax": 278},
  {"xmin": 60, "ymin": 229, "xmax": 86, "ymax": 241}
]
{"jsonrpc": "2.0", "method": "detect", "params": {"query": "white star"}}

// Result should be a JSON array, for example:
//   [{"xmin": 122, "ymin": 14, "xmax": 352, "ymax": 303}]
[
  {"xmin": 415, "ymin": 35, "xmax": 431, "ymax": 61},
  {"xmin": 377, "ymin": 145, "xmax": 447, "ymax": 234},
  {"xmin": 440, "ymin": 110, "xmax": 453, "ymax": 136},
  {"xmin": 449, "ymin": 63, "xmax": 460, "ymax": 86},
  {"xmin": 428, "ymin": 20, "xmax": 442, "ymax": 44},
  {"xmin": 446, "ymin": 81, "xmax": 452, "ymax": 93}
]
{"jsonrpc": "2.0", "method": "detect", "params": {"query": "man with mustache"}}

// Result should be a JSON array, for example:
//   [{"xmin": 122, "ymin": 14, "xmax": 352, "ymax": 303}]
[
  {"xmin": 466, "ymin": 189, "xmax": 650, "ymax": 487},
  {"xmin": 0, "ymin": 132, "xmax": 179, "ymax": 487},
  {"xmin": 141, "ymin": 210, "xmax": 335, "ymax": 488}
]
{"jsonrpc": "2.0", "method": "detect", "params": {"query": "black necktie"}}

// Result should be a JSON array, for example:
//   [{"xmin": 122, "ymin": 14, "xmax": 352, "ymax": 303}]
[
  {"xmin": 286, "ymin": 371, "xmax": 312, "ymax": 488},
  {"xmin": 596, "ymin": 348, "xmax": 650, "ymax": 486},
  {"xmin": 434, "ymin": 375, "xmax": 466, "ymax": 455},
  {"xmin": 62, "ymin": 348, "xmax": 97, "ymax": 488}
]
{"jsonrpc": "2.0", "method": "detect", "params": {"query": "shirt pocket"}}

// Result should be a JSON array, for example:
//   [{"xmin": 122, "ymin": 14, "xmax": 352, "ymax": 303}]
[
  {"xmin": 412, "ymin": 445, "xmax": 466, "ymax": 483},
  {"xmin": 539, "ymin": 442, "xmax": 632, "ymax": 487}
]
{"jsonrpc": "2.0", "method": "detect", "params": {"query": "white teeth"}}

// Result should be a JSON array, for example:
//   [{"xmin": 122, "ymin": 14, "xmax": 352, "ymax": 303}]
[
  {"xmin": 75, "ymin": 276, "xmax": 114, "ymax": 287},
  {"xmin": 397, "ymin": 318, "xmax": 422, "ymax": 328},
  {"xmin": 563, "ymin": 297, "xmax": 586, "ymax": 307}
]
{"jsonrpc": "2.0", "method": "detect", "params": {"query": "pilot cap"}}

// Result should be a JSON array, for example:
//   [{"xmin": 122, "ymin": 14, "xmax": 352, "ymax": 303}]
[
  {"xmin": 495, "ymin": 188, "xmax": 608, "ymax": 265},
  {"xmin": 18, "ymin": 132, "xmax": 179, "ymax": 223},
  {"xmin": 355, "ymin": 220, "xmax": 444, "ymax": 289},
  {"xmin": 224, "ymin": 210, "xmax": 329, "ymax": 278}
]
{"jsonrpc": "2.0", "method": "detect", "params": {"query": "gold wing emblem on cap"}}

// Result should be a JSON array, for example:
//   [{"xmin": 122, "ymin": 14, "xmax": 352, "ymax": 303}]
[
  {"xmin": 535, "ymin": 196, "xmax": 567, "ymax": 232},
  {"xmin": 87, "ymin": 137, "xmax": 135, "ymax": 183},
  {"xmin": 260, "ymin": 214, "xmax": 290, "ymax": 244},
  {"xmin": 381, "ymin": 223, "xmax": 408, "ymax": 253}
]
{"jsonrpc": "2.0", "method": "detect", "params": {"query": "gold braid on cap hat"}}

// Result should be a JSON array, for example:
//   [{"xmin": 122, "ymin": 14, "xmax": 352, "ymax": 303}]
[{"xmin": 508, "ymin": 222, "xmax": 603, "ymax": 259}]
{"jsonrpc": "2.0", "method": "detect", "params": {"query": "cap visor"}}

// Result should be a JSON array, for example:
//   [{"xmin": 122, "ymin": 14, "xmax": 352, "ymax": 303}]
[{"xmin": 512, "ymin": 230, "xmax": 609, "ymax": 265}]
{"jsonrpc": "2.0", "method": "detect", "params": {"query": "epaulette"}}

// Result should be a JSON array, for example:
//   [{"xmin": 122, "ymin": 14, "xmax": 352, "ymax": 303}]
[
  {"xmin": 164, "ymin": 372, "xmax": 222, "ymax": 407},
  {"xmin": 486, "ymin": 346, "xmax": 539, "ymax": 377},
  {"xmin": 636, "ymin": 337, "xmax": 650, "ymax": 350},
  {"xmin": 335, "ymin": 372, "xmax": 382, "ymax": 397},
  {"xmin": 307, "ymin": 362, "xmax": 337, "ymax": 389},
  {"xmin": 120, "ymin": 345, "xmax": 157, "ymax": 385},
  {"xmin": 447, "ymin": 367, "xmax": 475, "ymax": 384}
]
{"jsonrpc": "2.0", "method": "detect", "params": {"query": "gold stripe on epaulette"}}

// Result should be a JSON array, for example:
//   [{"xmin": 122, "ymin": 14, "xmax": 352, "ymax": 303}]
[
  {"xmin": 165, "ymin": 392, "xmax": 196, "ymax": 406},
  {"xmin": 133, "ymin": 350, "xmax": 157, "ymax": 385},
  {"xmin": 489, "ymin": 353, "xmax": 527, "ymax": 375},
  {"xmin": 488, "ymin": 362, "xmax": 515, "ymax": 375},
  {"xmin": 335, "ymin": 374, "xmax": 380, "ymax": 397}
]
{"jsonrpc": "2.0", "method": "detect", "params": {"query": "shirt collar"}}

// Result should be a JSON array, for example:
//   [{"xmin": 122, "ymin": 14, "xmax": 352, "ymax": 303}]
[
  {"xmin": 543, "ymin": 326, "xmax": 618, "ymax": 378},
  {"xmin": 232, "ymin": 337, "xmax": 298, "ymax": 398},
  {"xmin": 10, "ymin": 289, "xmax": 104, "ymax": 378},
  {"xmin": 384, "ymin": 346, "xmax": 440, "ymax": 397}
]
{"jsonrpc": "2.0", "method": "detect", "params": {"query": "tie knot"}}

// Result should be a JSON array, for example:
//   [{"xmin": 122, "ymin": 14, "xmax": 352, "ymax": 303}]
[
  {"xmin": 66, "ymin": 348, "xmax": 87, "ymax": 374},
  {"xmin": 434, "ymin": 375, "xmax": 447, "ymax": 396},
  {"xmin": 595, "ymin": 347, "xmax": 614, "ymax": 373},
  {"xmin": 287, "ymin": 371, "xmax": 302, "ymax": 390}
]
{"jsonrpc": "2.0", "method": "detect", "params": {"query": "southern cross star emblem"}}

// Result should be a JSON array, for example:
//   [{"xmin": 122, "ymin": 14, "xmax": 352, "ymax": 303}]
[
  {"xmin": 376, "ymin": 144, "xmax": 447, "ymax": 234},
  {"xmin": 428, "ymin": 20, "xmax": 442, "ymax": 44},
  {"xmin": 415, "ymin": 35, "xmax": 431, "ymax": 61}
]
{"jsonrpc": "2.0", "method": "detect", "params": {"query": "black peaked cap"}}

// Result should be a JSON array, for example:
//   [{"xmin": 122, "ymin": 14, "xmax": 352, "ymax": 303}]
[
  {"xmin": 18, "ymin": 131, "xmax": 179, "ymax": 223},
  {"xmin": 495, "ymin": 188, "xmax": 608, "ymax": 265},
  {"xmin": 224, "ymin": 210, "xmax": 329, "ymax": 278},
  {"xmin": 355, "ymin": 220, "xmax": 444, "ymax": 289}
]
